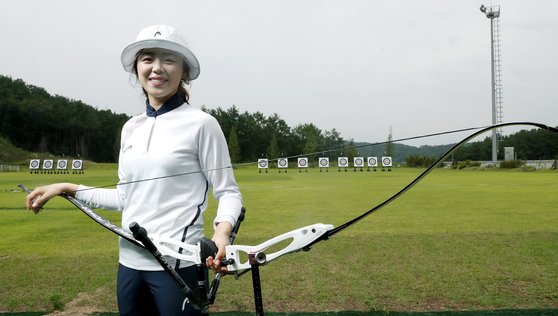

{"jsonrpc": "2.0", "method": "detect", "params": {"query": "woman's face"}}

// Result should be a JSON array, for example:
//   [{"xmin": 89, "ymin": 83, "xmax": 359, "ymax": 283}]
[{"xmin": 136, "ymin": 48, "xmax": 185, "ymax": 108}]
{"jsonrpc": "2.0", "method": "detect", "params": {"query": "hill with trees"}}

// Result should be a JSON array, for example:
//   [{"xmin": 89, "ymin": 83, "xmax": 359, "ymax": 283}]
[
  {"xmin": 0, "ymin": 75, "xmax": 129, "ymax": 162},
  {"xmin": 0, "ymin": 75, "xmax": 556, "ymax": 165}
]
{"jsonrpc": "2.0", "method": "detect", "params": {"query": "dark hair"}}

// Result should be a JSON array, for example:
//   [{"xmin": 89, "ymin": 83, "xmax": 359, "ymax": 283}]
[{"xmin": 133, "ymin": 50, "xmax": 190, "ymax": 104}]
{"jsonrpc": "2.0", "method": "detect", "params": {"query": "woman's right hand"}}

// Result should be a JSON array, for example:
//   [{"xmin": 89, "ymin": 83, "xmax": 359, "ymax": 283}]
[{"xmin": 25, "ymin": 183, "xmax": 79, "ymax": 214}]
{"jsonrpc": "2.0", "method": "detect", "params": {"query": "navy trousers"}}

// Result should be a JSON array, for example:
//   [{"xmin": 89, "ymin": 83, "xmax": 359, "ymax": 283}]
[{"xmin": 117, "ymin": 263, "xmax": 202, "ymax": 316}]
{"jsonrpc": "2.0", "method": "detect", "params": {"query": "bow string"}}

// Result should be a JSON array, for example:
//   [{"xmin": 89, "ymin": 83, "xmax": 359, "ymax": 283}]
[{"xmin": 76, "ymin": 124, "xmax": 489, "ymax": 192}]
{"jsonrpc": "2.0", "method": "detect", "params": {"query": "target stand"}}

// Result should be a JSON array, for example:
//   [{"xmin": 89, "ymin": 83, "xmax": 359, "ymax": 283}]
[
  {"xmin": 72, "ymin": 160, "xmax": 84, "ymax": 174},
  {"xmin": 381, "ymin": 156, "xmax": 393, "ymax": 172},
  {"xmin": 277, "ymin": 158, "xmax": 288, "ymax": 173},
  {"xmin": 318, "ymin": 157, "xmax": 329, "ymax": 172},
  {"xmin": 258, "ymin": 159, "xmax": 268, "ymax": 174},
  {"xmin": 297, "ymin": 158, "xmax": 308, "ymax": 173},
  {"xmin": 366, "ymin": 157, "xmax": 378, "ymax": 172},
  {"xmin": 338, "ymin": 157, "xmax": 348, "ymax": 172},
  {"xmin": 353, "ymin": 157, "xmax": 364, "ymax": 172}
]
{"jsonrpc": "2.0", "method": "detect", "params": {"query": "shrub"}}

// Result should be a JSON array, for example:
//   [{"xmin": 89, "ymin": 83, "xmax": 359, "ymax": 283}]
[{"xmin": 500, "ymin": 160, "xmax": 523, "ymax": 169}]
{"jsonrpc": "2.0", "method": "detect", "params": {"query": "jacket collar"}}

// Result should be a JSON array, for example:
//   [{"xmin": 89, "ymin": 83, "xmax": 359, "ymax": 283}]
[{"xmin": 145, "ymin": 92, "xmax": 183, "ymax": 117}]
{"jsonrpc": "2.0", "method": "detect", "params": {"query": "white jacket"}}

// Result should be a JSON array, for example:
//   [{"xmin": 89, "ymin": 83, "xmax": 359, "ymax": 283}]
[{"xmin": 76, "ymin": 100, "xmax": 242, "ymax": 270}]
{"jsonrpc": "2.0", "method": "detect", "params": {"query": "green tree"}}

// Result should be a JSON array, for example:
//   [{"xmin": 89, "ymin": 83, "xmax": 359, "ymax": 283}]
[
  {"xmin": 322, "ymin": 128, "xmax": 344, "ymax": 159},
  {"xmin": 228, "ymin": 127, "xmax": 241, "ymax": 164},
  {"xmin": 345, "ymin": 139, "xmax": 359, "ymax": 160},
  {"xmin": 267, "ymin": 133, "xmax": 279, "ymax": 159},
  {"xmin": 293, "ymin": 123, "xmax": 322, "ymax": 158}
]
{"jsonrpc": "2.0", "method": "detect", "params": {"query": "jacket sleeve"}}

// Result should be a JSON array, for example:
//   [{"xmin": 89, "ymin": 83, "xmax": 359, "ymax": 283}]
[
  {"xmin": 74, "ymin": 120, "xmax": 131, "ymax": 211},
  {"xmin": 198, "ymin": 114, "xmax": 243, "ymax": 229},
  {"xmin": 75, "ymin": 185, "xmax": 124, "ymax": 211}
]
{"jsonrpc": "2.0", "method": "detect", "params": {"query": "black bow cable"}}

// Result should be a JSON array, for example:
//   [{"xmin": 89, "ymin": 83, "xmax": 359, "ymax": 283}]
[{"xmin": 303, "ymin": 121, "xmax": 558, "ymax": 249}]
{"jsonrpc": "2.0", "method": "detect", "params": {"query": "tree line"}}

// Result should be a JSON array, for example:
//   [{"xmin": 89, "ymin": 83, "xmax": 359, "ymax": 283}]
[
  {"xmin": 0, "ymin": 75, "xmax": 129, "ymax": 162},
  {"xmin": 0, "ymin": 75, "xmax": 346, "ymax": 163},
  {"xmin": 1, "ymin": 75, "xmax": 556, "ymax": 164},
  {"xmin": 202, "ymin": 105, "xmax": 345, "ymax": 164},
  {"xmin": 453, "ymin": 130, "xmax": 558, "ymax": 161}
]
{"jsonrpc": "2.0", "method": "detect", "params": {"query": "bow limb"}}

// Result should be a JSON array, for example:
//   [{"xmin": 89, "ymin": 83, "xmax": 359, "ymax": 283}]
[
  {"xmin": 18, "ymin": 183, "xmax": 142, "ymax": 247},
  {"xmin": 18, "ymin": 184, "xmax": 221, "ymax": 262},
  {"xmin": 304, "ymin": 121, "xmax": 558, "ymax": 248}
]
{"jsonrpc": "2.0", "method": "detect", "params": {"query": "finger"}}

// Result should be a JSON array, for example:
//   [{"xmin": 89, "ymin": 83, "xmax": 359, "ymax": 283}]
[
  {"xmin": 31, "ymin": 195, "xmax": 45, "ymax": 210},
  {"xmin": 215, "ymin": 243, "xmax": 227, "ymax": 260},
  {"xmin": 206, "ymin": 256, "xmax": 218, "ymax": 271},
  {"xmin": 25, "ymin": 193, "xmax": 37, "ymax": 210},
  {"xmin": 31, "ymin": 204, "xmax": 42, "ymax": 214},
  {"xmin": 26, "ymin": 194, "xmax": 43, "ymax": 213}
]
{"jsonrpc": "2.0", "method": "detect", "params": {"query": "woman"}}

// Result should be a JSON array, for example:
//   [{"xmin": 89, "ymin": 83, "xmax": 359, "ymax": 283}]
[{"xmin": 25, "ymin": 25, "xmax": 243, "ymax": 315}]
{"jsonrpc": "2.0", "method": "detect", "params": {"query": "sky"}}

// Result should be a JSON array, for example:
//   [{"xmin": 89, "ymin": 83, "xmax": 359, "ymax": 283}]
[{"xmin": 1, "ymin": 0, "xmax": 557, "ymax": 146}]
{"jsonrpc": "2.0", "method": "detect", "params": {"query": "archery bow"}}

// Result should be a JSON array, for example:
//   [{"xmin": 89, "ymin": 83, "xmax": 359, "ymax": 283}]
[
  {"xmin": 17, "ymin": 121, "xmax": 558, "ymax": 313},
  {"xmin": 123, "ymin": 121, "xmax": 558, "ymax": 272}
]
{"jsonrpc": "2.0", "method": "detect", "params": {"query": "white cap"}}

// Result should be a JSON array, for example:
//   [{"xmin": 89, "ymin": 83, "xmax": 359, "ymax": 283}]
[{"xmin": 121, "ymin": 25, "xmax": 200, "ymax": 81}]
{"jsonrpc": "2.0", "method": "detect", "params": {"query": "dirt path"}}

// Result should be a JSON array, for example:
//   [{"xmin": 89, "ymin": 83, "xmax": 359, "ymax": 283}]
[{"xmin": 46, "ymin": 286, "xmax": 115, "ymax": 316}]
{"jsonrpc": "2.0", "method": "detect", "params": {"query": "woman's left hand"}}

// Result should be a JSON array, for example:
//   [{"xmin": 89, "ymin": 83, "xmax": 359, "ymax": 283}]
[{"xmin": 206, "ymin": 222, "xmax": 233, "ymax": 274}]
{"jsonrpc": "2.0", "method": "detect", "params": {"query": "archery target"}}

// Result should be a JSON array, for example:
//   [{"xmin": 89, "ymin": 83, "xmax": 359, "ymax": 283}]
[
  {"xmin": 338, "ymin": 157, "xmax": 349, "ymax": 168},
  {"xmin": 367, "ymin": 157, "xmax": 378, "ymax": 167},
  {"xmin": 43, "ymin": 160, "xmax": 54, "ymax": 170},
  {"xmin": 277, "ymin": 158, "xmax": 288, "ymax": 168},
  {"xmin": 354, "ymin": 157, "xmax": 364, "ymax": 168},
  {"xmin": 298, "ymin": 157, "xmax": 308, "ymax": 168},
  {"xmin": 57, "ymin": 160, "xmax": 68, "ymax": 170},
  {"xmin": 258, "ymin": 159, "xmax": 269, "ymax": 169},
  {"xmin": 72, "ymin": 160, "xmax": 83, "ymax": 170},
  {"xmin": 29, "ymin": 159, "xmax": 40, "ymax": 170},
  {"xmin": 382, "ymin": 156, "xmax": 393, "ymax": 167},
  {"xmin": 318, "ymin": 157, "xmax": 329, "ymax": 168}
]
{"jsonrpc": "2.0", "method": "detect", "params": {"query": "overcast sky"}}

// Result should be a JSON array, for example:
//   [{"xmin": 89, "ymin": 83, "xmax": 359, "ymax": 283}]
[{"xmin": 1, "ymin": 0, "xmax": 557, "ymax": 146}]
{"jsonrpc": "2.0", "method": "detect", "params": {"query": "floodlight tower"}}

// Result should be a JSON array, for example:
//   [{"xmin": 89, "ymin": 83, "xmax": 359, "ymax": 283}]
[{"xmin": 480, "ymin": 4, "xmax": 503, "ymax": 164}]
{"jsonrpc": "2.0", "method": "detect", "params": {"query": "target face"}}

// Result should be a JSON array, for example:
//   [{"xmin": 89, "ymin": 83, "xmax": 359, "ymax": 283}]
[
  {"xmin": 277, "ymin": 158, "xmax": 288, "ymax": 168},
  {"xmin": 319, "ymin": 157, "xmax": 329, "ymax": 168},
  {"xmin": 72, "ymin": 160, "xmax": 83, "ymax": 170},
  {"xmin": 29, "ymin": 159, "xmax": 40, "ymax": 169},
  {"xmin": 382, "ymin": 156, "xmax": 393, "ymax": 167},
  {"xmin": 338, "ymin": 157, "xmax": 349, "ymax": 167},
  {"xmin": 354, "ymin": 157, "xmax": 364, "ymax": 167},
  {"xmin": 43, "ymin": 160, "xmax": 53, "ymax": 170},
  {"xmin": 367, "ymin": 157, "xmax": 378, "ymax": 167},
  {"xmin": 258, "ymin": 159, "xmax": 268, "ymax": 169},
  {"xmin": 298, "ymin": 158, "xmax": 308, "ymax": 168},
  {"xmin": 57, "ymin": 160, "xmax": 68, "ymax": 169}
]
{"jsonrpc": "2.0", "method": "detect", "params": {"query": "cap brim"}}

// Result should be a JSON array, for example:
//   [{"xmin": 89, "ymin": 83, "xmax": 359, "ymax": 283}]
[{"xmin": 121, "ymin": 39, "xmax": 200, "ymax": 81}]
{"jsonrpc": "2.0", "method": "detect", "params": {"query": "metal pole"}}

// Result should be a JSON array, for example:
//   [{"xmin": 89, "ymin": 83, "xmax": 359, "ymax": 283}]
[
  {"xmin": 251, "ymin": 265, "xmax": 264, "ymax": 316},
  {"xmin": 490, "ymin": 16, "xmax": 498, "ymax": 164}
]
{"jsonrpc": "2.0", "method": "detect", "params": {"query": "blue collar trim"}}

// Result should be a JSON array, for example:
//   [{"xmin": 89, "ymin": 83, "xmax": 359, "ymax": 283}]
[{"xmin": 146, "ymin": 92, "xmax": 183, "ymax": 117}]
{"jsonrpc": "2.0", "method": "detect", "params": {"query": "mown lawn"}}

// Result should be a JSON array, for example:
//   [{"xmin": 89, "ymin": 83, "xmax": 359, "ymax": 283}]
[{"xmin": 0, "ymin": 165, "xmax": 557, "ymax": 314}]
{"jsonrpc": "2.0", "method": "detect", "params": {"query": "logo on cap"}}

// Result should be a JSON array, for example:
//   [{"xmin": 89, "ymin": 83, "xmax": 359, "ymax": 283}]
[{"xmin": 154, "ymin": 31, "xmax": 162, "ymax": 37}]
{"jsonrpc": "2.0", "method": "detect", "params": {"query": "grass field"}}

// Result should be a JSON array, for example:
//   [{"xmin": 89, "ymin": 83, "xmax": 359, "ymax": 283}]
[{"xmin": 0, "ymin": 164, "xmax": 557, "ymax": 314}]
